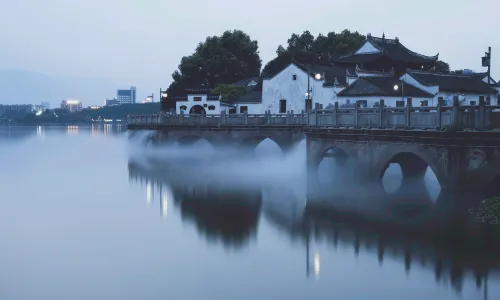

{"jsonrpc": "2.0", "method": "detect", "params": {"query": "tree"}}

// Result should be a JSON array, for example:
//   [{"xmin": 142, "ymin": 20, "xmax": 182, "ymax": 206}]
[
  {"xmin": 261, "ymin": 29, "xmax": 366, "ymax": 78},
  {"xmin": 165, "ymin": 30, "xmax": 262, "ymax": 99},
  {"xmin": 210, "ymin": 84, "xmax": 245, "ymax": 100},
  {"xmin": 427, "ymin": 60, "xmax": 450, "ymax": 73}
]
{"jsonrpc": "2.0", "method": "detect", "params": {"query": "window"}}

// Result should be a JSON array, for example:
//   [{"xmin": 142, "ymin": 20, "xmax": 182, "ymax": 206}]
[
  {"xmin": 396, "ymin": 101, "xmax": 405, "ymax": 107},
  {"xmin": 179, "ymin": 105, "xmax": 187, "ymax": 111},
  {"xmin": 437, "ymin": 96, "xmax": 444, "ymax": 105},
  {"xmin": 497, "ymin": 95, "xmax": 500, "ymax": 105},
  {"xmin": 279, "ymin": 99, "xmax": 287, "ymax": 113},
  {"xmin": 239, "ymin": 106, "xmax": 248, "ymax": 113},
  {"xmin": 193, "ymin": 96, "xmax": 202, "ymax": 101},
  {"xmin": 208, "ymin": 105, "xmax": 216, "ymax": 110},
  {"xmin": 479, "ymin": 96, "xmax": 485, "ymax": 104},
  {"xmin": 356, "ymin": 100, "xmax": 367, "ymax": 108},
  {"xmin": 305, "ymin": 99, "xmax": 312, "ymax": 111},
  {"xmin": 292, "ymin": 75, "xmax": 297, "ymax": 80},
  {"xmin": 420, "ymin": 100, "xmax": 428, "ymax": 106},
  {"xmin": 406, "ymin": 97, "xmax": 412, "ymax": 105},
  {"xmin": 470, "ymin": 101, "xmax": 477, "ymax": 105},
  {"xmin": 229, "ymin": 108, "xmax": 236, "ymax": 114}
]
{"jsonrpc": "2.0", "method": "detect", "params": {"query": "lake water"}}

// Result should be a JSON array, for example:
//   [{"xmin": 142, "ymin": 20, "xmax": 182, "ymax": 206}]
[{"xmin": 0, "ymin": 125, "xmax": 498, "ymax": 300}]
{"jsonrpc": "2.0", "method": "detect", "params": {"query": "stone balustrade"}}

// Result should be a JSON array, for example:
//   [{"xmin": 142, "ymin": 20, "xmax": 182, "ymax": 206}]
[{"xmin": 128, "ymin": 100, "xmax": 500, "ymax": 131}]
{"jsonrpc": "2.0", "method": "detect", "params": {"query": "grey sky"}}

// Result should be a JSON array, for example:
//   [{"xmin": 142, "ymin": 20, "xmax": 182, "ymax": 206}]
[{"xmin": 1, "ymin": 0, "xmax": 498, "ymax": 104}]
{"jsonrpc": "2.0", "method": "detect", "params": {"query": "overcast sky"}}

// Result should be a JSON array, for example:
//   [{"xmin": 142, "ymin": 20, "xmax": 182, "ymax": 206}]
[{"xmin": 1, "ymin": 0, "xmax": 499, "ymax": 103}]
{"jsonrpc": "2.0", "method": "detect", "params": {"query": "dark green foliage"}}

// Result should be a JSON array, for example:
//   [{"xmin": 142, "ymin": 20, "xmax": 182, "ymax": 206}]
[
  {"xmin": 15, "ymin": 103, "xmax": 160, "ymax": 124},
  {"xmin": 261, "ymin": 30, "xmax": 366, "ymax": 78},
  {"xmin": 210, "ymin": 84, "xmax": 245, "ymax": 100},
  {"xmin": 166, "ymin": 30, "xmax": 262, "ymax": 99}
]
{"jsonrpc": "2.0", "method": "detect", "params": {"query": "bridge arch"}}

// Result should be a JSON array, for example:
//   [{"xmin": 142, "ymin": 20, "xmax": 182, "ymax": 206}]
[
  {"xmin": 176, "ymin": 135, "xmax": 215, "ymax": 151},
  {"xmin": 377, "ymin": 151, "xmax": 442, "ymax": 198},
  {"xmin": 240, "ymin": 136, "xmax": 287, "ymax": 154},
  {"xmin": 316, "ymin": 146, "xmax": 353, "ymax": 185}
]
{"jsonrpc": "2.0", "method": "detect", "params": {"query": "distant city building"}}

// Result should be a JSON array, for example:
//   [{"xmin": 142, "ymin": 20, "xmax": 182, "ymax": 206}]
[
  {"xmin": 61, "ymin": 100, "xmax": 83, "ymax": 112},
  {"xmin": 90, "ymin": 105, "xmax": 102, "ymax": 110},
  {"xmin": 117, "ymin": 86, "xmax": 136, "ymax": 104},
  {"xmin": 41, "ymin": 102, "xmax": 50, "ymax": 109},
  {"xmin": 141, "ymin": 96, "xmax": 153, "ymax": 104},
  {"xmin": 105, "ymin": 98, "xmax": 120, "ymax": 106}
]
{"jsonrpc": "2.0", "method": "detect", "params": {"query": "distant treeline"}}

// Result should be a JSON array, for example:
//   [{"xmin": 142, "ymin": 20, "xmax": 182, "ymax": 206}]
[{"xmin": 9, "ymin": 103, "xmax": 160, "ymax": 124}]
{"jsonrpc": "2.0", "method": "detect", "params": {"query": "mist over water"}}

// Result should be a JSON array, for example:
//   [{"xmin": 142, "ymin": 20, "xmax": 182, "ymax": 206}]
[{"xmin": 1, "ymin": 125, "xmax": 498, "ymax": 300}]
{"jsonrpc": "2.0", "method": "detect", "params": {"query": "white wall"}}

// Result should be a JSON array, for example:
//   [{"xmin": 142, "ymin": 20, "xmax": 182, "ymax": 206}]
[
  {"xmin": 176, "ymin": 94, "xmax": 221, "ymax": 114},
  {"xmin": 262, "ymin": 63, "xmax": 343, "ymax": 114},
  {"xmin": 230, "ymin": 103, "xmax": 262, "ymax": 114},
  {"xmin": 336, "ymin": 96, "xmax": 432, "ymax": 108}
]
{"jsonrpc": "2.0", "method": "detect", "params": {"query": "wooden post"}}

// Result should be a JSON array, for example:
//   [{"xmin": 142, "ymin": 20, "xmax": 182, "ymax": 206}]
[
  {"xmin": 334, "ymin": 102, "xmax": 339, "ymax": 127},
  {"xmin": 244, "ymin": 111, "xmax": 248, "ymax": 125},
  {"xmin": 267, "ymin": 110, "xmax": 271, "ymax": 125},
  {"xmin": 180, "ymin": 111, "xmax": 183, "ymax": 125},
  {"xmin": 452, "ymin": 95, "xmax": 460, "ymax": 128},
  {"xmin": 436, "ymin": 103, "xmax": 442, "ymax": 130},
  {"xmin": 406, "ymin": 98, "xmax": 412, "ymax": 129},
  {"xmin": 379, "ymin": 99, "xmax": 385, "ymax": 129},
  {"xmin": 478, "ymin": 96, "xmax": 486, "ymax": 130},
  {"xmin": 291, "ymin": 110, "xmax": 294, "ymax": 125}
]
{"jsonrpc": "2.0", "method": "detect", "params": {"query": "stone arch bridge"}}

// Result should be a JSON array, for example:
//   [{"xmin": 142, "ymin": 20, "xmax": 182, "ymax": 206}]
[
  {"xmin": 306, "ymin": 128, "xmax": 500, "ymax": 207},
  {"xmin": 132, "ymin": 125, "xmax": 500, "ymax": 206}
]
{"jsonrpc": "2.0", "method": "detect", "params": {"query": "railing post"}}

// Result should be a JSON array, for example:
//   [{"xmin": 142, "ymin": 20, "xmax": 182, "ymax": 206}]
[
  {"xmin": 222, "ymin": 112, "xmax": 226, "ymax": 125},
  {"xmin": 314, "ymin": 108, "xmax": 318, "ymax": 126},
  {"xmin": 406, "ymin": 98, "xmax": 412, "ymax": 129},
  {"xmin": 301, "ymin": 110, "xmax": 305, "ymax": 125},
  {"xmin": 354, "ymin": 102, "xmax": 359, "ymax": 129},
  {"xmin": 378, "ymin": 99, "xmax": 385, "ymax": 129},
  {"xmin": 334, "ymin": 102, "xmax": 338, "ymax": 127},
  {"xmin": 291, "ymin": 110, "xmax": 294, "ymax": 125},
  {"xmin": 478, "ymin": 96, "xmax": 486, "ymax": 130},
  {"xmin": 267, "ymin": 110, "xmax": 271, "ymax": 125},
  {"xmin": 180, "ymin": 110, "xmax": 184, "ymax": 124},
  {"xmin": 452, "ymin": 96, "xmax": 460, "ymax": 128},
  {"xmin": 244, "ymin": 111, "xmax": 248, "ymax": 125},
  {"xmin": 436, "ymin": 104, "xmax": 442, "ymax": 130}
]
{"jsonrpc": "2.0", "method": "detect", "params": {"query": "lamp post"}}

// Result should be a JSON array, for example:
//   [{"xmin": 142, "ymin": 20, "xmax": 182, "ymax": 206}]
[
  {"xmin": 393, "ymin": 81, "xmax": 405, "ymax": 106},
  {"xmin": 482, "ymin": 47, "xmax": 492, "ymax": 104},
  {"xmin": 305, "ymin": 66, "xmax": 322, "ymax": 111},
  {"xmin": 160, "ymin": 88, "xmax": 168, "ymax": 112}
]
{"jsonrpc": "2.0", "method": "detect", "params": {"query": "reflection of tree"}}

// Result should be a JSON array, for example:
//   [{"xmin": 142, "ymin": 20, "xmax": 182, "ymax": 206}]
[
  {"xmin": 128, "ymin": 162, "xmax": 262, "ymax": 250},
  {"xmin": 179, "ymin": 199, "xmax": 260, "ymax": 249}
]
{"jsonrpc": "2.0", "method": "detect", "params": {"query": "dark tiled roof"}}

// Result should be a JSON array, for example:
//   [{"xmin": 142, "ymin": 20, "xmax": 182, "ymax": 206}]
[
  {"xmin": 228, "ymin": 90, "xmax": 262, "ymax": 104},
  {"xmin": 294, "ymin": 62, "xmax": 348, "ymax": 86},
  {"xmin": 232, "ymin": 77, "xmax": 259, "ymax": 87},
  {"xmin": 337, "ymin": 77, "xmax": 433, "ymax": 98},
  {"xmin": 334, "ymin": 35, "xmax": 438, "ymax": 64},
  {"xmin": 185, "ymin": 88, "xmax": 212, "ymax": 94},
  {"xmin": 407, "ymin": 71, "xmax": 498, "ymax": 94}
]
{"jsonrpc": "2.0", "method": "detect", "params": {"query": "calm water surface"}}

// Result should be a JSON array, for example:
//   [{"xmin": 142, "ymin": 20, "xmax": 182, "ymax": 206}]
[{"xmin": 0, "ymin": 125, "xmax": 498, "ymax": 300}]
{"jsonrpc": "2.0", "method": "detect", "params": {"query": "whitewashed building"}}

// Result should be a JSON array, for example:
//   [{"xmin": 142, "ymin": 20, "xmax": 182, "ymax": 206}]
[
  {"xmin": 401, "ymin": 70, "xmax": 498, "ymax": 106},
  {"xmin": 171, "ymin": 34, "xmax": 498, "ymax": 113},
  {"xmin": 261, "ymin": 62, "xmax": 347, "ymax": 113}
]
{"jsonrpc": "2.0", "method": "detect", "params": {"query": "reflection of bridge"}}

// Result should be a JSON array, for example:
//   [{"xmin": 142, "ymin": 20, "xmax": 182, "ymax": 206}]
[{"xmin": 128, "ymin": 159, "xmax": 498, "ymax": 298}]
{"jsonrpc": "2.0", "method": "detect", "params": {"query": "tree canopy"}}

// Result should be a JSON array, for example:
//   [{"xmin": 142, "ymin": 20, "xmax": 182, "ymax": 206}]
[
  {"xmin": 261, "ymin": 30, "xmax": 451, "ymax": 77},
  {"xmin": 210, "ymin": 84, "xmax": 245, "ymax": 101},
  {"xmin": 165, "ymin": 30, "xmax": 262, "ymax": 101},
  {"xmin": 262, "ymin": 30, "xmax": 366, "ymax": 78}
]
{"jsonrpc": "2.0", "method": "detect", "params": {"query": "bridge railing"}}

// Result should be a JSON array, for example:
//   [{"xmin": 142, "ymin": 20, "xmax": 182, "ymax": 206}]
[{"xmin": 128, "ymin": 101, "xmax": 500, "ymax": 131}]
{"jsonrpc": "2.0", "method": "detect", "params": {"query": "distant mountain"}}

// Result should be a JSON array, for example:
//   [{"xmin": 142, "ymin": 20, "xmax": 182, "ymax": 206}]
[{"xmin": 0, "ymin": 69, "xmax": 124, "ymax": 107}]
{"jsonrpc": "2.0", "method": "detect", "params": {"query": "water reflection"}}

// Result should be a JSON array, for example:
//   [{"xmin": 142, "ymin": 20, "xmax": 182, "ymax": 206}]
[
  {"xmin": 128, "ymin": 156, "xmax": 498, "ymax": 298},
  {"xmin": 128, "ymin": 162, "xmax": 262, "ymax": 249}
]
